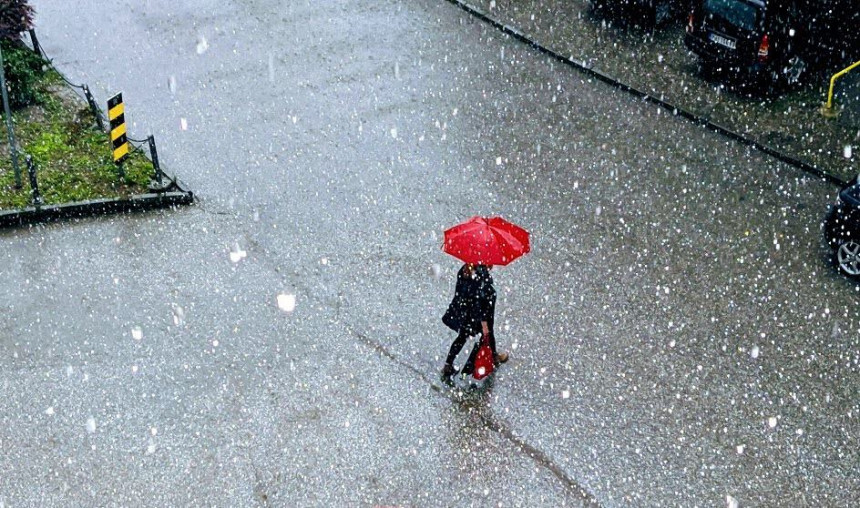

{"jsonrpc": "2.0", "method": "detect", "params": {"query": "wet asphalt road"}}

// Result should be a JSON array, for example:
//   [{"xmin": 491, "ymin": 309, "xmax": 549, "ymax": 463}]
[{"xmin": 2, "ymin": 0, "xmax": 859, "ymax": 505}]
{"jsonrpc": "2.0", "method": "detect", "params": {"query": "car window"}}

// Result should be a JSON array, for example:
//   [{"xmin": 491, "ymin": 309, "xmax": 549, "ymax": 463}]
[{"xmin": 704, "ymin": 0, "xmax": 759, "ymax": 31}]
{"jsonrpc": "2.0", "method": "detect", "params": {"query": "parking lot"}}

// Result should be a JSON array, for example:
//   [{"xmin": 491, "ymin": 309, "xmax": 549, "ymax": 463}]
[{"xmin": 466, "ymin": 0, "xmax": 859, "ymax": 181}]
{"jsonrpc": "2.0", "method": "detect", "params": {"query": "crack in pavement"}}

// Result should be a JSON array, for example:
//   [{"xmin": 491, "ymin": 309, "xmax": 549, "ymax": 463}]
[{"xmin": 345, "ymin": 324, "xmax": 601, "ymax": 507}]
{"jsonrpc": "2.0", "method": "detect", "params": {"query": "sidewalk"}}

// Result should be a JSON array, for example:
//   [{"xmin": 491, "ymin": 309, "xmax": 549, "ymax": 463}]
[{"xmin": 464, "ymin": 0, "xmax": 858, "ymax": 182}]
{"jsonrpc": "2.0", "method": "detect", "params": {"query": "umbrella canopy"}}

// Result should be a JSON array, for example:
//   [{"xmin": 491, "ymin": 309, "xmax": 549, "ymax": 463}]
[{"xmin": 442, "ymin": 216, "xmax": 530, "ymax": 266}]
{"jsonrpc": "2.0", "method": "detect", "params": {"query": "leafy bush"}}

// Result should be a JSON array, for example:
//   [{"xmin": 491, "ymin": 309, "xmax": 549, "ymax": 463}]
[
  {"xmin": 1, "ymin": 38, "xmax": 46, "ymax": 108},
  {"xmin": 0, "ymin": 0, "xmax": 34, "ymax": 42}
]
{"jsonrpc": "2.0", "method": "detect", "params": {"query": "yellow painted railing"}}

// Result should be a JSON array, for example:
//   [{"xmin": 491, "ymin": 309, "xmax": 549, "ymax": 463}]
[{"xmin": 822, "ymin": 59, "xmax": 860, "ymax": 117}]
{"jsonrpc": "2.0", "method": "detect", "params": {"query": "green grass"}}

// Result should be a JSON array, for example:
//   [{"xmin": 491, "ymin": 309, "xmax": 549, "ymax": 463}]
[{"xmin": 0, "ymin": 69, "xmax": 153, "ymax": 210}]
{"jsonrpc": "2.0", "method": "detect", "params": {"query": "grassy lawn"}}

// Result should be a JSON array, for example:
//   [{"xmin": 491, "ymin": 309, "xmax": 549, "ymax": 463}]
[{"xmin": 0, "ymin": 68, "xmax": 153, "ymax": 211}]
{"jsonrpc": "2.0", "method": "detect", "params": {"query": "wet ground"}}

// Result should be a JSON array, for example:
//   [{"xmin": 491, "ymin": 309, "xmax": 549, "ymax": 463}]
[
  {"xmin": 467, "ymin": 0, "xmax": 860, "ymax": 181},
  {"xmin": 1, "ymin": 0, "xmax": 859, "ymax": 505}
]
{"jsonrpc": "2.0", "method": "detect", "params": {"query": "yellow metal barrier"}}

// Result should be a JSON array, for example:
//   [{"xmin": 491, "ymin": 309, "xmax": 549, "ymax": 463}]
[{"xmin": 822, "ymin": 59, "xmax": 860, "ymax": 118}]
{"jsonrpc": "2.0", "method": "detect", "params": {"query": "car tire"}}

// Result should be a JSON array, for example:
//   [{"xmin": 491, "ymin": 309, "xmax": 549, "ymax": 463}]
[
  {"xmin": 836, "ymin": 239, "xmax": 860, "ymax": 276},
  {"xmin": 781, "ymin": 55, "xmax": 806, "ymax": 86}
]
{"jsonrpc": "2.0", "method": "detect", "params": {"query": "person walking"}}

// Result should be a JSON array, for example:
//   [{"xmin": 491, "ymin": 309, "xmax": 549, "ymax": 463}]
[{"xmin": 441, "ymin": 263, "xmax": 508, "ymax": 378}]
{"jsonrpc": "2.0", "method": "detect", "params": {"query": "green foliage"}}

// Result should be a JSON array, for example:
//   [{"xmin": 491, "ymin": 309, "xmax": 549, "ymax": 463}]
[
  {"xmin": 0, "ymin": 68, "xmax": 154, "ymax": 209},
  {"xmin": 1, "ymin": 38, "xmax": 46, "ymax": 108}
]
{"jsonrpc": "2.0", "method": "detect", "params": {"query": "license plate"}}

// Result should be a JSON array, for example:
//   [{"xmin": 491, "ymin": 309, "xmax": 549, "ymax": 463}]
[{"xmin": 709, "ymin": 32, "xmax": 737, "ymax": 50}]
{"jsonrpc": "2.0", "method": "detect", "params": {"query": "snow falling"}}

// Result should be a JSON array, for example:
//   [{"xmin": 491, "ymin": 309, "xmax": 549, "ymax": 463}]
[
  {"xmin": 277, "ymin": 293, "xmax": 296, "ymax": 312},
  {"xmin": 5, "ymin": 0, "xmax": 860, "ymax": 505}
]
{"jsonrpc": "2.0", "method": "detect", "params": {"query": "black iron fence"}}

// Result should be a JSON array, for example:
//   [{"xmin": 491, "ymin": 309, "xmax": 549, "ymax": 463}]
[{"xmin": 5, "ymin": 29, "xmax": 181, "ymax": 208}]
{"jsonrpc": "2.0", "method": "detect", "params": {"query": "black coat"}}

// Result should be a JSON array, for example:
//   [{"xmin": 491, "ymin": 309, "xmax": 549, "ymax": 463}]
[{"xmin": 442, "ymin": 265, "xmax": 496, "ymax": 336}]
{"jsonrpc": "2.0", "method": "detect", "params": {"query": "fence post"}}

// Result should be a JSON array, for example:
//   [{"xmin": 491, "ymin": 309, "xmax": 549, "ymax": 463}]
[
  {"xmin": 0, "ymin": 45, "xmax": 21, "ymax": 188},
  {"xmin": 148, "ymin": 135, "xmax": 164, "ymax": 188},
  {"xmin": 28, "ymin": 29, "xmax": 42, "ymax": 58},
  {"xmin": 25, "ymin": 155, "xmax": 41, "ymax": 207},
  {"xmin": 83, "ymin": 85, "xmax": 106, "ymax": 132}
]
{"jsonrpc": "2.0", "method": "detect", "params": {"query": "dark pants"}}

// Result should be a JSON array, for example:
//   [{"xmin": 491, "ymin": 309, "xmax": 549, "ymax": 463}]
[{"xmin": 445, "ymin": 330, "xmax": 496, "ymax": 372}]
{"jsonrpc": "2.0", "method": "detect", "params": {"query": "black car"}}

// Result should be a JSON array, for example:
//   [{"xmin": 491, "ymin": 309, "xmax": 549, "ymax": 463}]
[
  {"xmin": 685, "ymin": 0, "xmax": 860, "ymax": 88},
  {"xmin": 824, "ymin": 175, "xmax": 860, "ymax": 276},
  {"xmin": 590, "ymin": 0, "xmax": 688, "ymax": 27}
]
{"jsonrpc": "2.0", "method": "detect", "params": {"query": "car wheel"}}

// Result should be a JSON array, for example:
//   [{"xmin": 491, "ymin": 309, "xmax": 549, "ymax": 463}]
[
  {"xmin": 836, "ymin": 240, "xmax": 860, "ymax": 276},
  {"xmin": 781, "ymin": 55, "xmax": 807, "ymax": 86}
]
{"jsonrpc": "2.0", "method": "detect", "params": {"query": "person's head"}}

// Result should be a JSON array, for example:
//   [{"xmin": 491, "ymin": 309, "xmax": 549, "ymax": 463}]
[{"xmin": 463, "ymin": 263, "xmax": 492, "ymax": 276}]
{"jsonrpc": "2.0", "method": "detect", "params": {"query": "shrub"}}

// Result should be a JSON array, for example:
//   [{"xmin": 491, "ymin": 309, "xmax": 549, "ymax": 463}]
[
  {"xmin": 0, "ymin": 0, "xmax": 34, "ymax": 42},
  {"xmin": 1, "ymin": 38, "xmax": 45, "ymax": 108}
]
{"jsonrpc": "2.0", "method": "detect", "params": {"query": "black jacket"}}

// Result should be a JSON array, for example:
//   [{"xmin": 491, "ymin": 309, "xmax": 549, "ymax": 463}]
[{"xmin": 442, "ymin": 265, "xmax": 496, "ymax": 335}]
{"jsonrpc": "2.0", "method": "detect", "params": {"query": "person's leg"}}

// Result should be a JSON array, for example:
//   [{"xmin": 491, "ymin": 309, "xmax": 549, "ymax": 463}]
[
  {"xmin": 445, "ymin": 330, "xmax": 469, "ymax": 369},
  {"xmin": 462, "ymin": 338, "xmax": 481, "ymax": 375}
]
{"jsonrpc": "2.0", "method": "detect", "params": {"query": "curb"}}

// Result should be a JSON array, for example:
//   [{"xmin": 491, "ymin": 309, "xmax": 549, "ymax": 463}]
[
  {"xmin": 0, "ymin": 38, "xmax": 197, "ymax": 231},
  {"xmin": 443, "ymin": 0, "xmax": 848, "ymax": 187},
  {"xmin": 0, "ymin": 191, "xmax": 194, "ymax": 229}
]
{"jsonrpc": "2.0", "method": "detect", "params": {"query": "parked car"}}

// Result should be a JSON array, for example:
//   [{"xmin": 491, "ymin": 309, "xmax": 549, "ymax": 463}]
[
  {"xmin": 824, "ymin": 174, "xmax": 860, "ymax": 275},
  {"xmin": 685, "ymin": 0, "xmax": 860, "ymax": 88},
  {"xmin": 590, "ymin": 0, "xmax": 688, "ymax": 27}
]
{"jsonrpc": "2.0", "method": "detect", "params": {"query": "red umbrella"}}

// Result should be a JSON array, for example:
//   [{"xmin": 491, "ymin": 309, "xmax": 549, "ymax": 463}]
[{"xmin": 443, "ymin": 216, "xmax": 530, "ymax": 266}]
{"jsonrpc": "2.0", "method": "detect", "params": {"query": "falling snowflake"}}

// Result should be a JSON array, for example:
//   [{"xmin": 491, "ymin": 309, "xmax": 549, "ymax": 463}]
[
  {"xmin": 86, "ymin": 417, "xmax": 96, "ymax": 434},
  {"xmin": 131, "ymin": 327, "xmax": 143, "ymax": 341},
  {"xmin": 277, "ymin": 293, "xmax": 297, "ymax": 312},
  {"xmin": 172, "ymin": 305, "xmax": 185, "ymax": 326},
  {"xmin": 750, "ymin": 346, "xmax": 760, "ymax": 359},
  {"xmin": 431, "ymin": 263, "xmax": 442, "ymax": 279},
  {"xmin": 196, "ymin": 35, "xmax": 209, "ymax": 54},
  {"xmin": 768, "ymin": 416, "xmax": 778, "ymax": 428},
  {"xmin": 229, "ymin": 243, "xmax": 247, "ymax": 263}
]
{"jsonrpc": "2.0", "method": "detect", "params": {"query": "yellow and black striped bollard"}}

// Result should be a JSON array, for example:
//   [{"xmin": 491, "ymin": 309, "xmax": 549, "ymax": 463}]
[{"xmin": 108, "ymin": 92, "xmax": 129, "ymax": 178}]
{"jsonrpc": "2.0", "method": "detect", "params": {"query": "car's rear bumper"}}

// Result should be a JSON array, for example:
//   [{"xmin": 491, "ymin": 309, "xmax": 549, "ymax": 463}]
[{"xmin": 685, "ymin": 33, "xmax": 763, "ymax": 75}]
